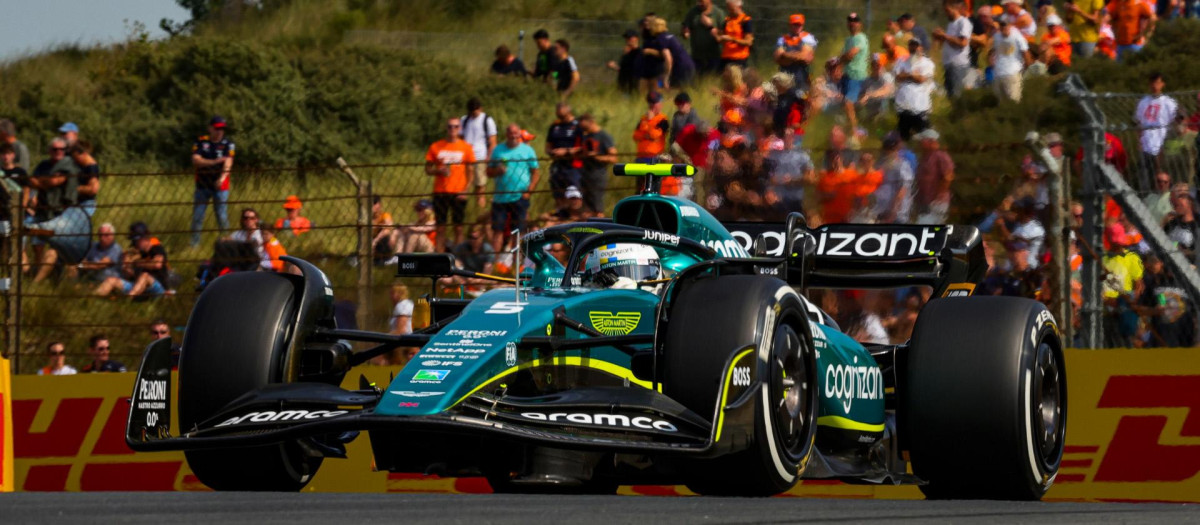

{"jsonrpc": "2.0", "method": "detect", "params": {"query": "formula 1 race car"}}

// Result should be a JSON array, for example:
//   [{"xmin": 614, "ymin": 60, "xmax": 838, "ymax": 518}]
[{"xmin": 127, "ymin": 164, "xmax": 1066, "ymax": 499}]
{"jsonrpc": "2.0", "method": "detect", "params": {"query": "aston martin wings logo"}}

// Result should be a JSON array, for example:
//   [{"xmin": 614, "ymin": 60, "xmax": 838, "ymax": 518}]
[{"xmin": 589, "ymin": 311, "xmax": 642, "ymax": 336}]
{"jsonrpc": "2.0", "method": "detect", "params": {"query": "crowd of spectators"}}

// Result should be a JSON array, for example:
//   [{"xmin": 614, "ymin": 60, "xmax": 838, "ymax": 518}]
[{"xmin": 10, "ymin": 1, "xmax": 1200, "ymax": 372}]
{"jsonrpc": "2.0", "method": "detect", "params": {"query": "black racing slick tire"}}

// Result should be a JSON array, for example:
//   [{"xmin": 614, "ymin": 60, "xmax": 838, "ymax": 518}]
[
  {"xmin": 661, "ymin": 275, "xmax": 818, "ymax": 497},
  {"xmin": 903, "ymin": 296, "xmax": 1066, "ymax": 500},
  {"xmin": 179, "ymin": 271, "xmax": 322, "ymax": 491}
]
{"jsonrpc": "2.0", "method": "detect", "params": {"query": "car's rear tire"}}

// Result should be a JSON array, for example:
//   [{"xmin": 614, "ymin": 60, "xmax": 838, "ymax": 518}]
[
  {"xmin": 179, "ymin": 271, "xmax": 323, "ymax": 491},
  {"xmin": 661, "ymin": 275, "xmax": 817, "ymax": 496},
  {"xmin": 903, "ymin": 296, "xmax": 1065, "ymax": 500}
]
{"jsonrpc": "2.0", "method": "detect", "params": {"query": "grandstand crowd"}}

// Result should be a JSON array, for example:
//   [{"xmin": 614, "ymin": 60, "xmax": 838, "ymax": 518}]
[{"xmin": 8, "ymin": 0, "xmax": 1199, "ymax": 373}]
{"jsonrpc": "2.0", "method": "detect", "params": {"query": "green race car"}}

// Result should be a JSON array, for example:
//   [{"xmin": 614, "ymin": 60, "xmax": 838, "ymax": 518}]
[{"xmin": 127, "ymin": 164, "xmax": 1066, "ymax": 499}]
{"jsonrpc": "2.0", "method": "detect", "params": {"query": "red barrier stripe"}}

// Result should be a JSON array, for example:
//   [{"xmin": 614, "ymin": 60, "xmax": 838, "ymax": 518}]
[
  {"xmin": 1056, "ymin": 474, "xmax": 1087, "ymax": 483},
  {"xmin": 14, "ymin": 398, "xmax": 103, "ymax": 458},
  {"xmin": 80, "ymin": 462, "xmax": 182, "ymax": 491},
  {"xmin": 1059, "ymin": 459, "xmax": 1094, "ymax": 468},
  {"xmin": 91, "ymin": 397, "xmax": 134, "ymax": 456},
  {"xmin": 1063, "ymin": 445, "xmax": 1100, "ymax": 454},
  {"xmin": 23, "ymin": 465, "xmax": 71, "ymax": 491}
]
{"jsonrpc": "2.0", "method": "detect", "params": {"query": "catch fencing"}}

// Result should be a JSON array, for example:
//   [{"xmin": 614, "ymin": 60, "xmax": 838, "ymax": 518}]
[{"xmin": 1065, "ymin": 74, "xmax": 1200, "ymax": 349}]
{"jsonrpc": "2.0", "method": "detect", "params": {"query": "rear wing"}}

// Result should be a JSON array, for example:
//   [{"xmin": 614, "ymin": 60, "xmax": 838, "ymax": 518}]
[{"xmin": 721, "ymin": 220, "xmax": 987, "ymax": 297}]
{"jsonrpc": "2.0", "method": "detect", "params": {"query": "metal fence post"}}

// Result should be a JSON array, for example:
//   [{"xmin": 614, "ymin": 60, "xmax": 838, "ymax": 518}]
[
  {"xmin": 1062, "ymin": 75, "xmax": 1105, "ymax": 348},
  {"xmin": 360, "ymin": 181, "xmax": 373, "ymax": 332},
  {"xmin": 1026, "ymin": 132, "xmax": 1070, "ymax": 344}
]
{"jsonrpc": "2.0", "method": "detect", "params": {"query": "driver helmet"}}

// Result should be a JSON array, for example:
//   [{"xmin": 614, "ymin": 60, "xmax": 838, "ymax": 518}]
[{"xmin": 582, "ymin": 243, "xmax": 662, "ymax": 288}]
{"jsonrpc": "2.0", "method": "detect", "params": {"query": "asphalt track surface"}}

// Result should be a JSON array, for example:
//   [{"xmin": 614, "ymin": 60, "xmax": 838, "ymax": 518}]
[{"xmin": 1, "ymin": 493, "xmax": 1198, "ymax": 524}]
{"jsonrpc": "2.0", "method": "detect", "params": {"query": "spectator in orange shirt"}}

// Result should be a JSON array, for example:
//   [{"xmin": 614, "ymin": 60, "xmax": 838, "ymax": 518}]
[
  {"xmin": 1041, "ymin": 14, "xmax": 1072, "ymax": 67},
  {"xmin": 633, "ymin": 92, "xmax": 670, "ymax": 163},
  {"xmin": 878, "ymin": 33, "xmax": 910, "ymax": 73},
  {"xmin": 275, "ymin": 195, "xmax": 311, "ymax": 236},
  {"xmin": 1107, "ymin": 0, "xmax": 1155, "ymax": 59},
  {"xmin": 425, "ymin": 117, "xmax": 476, "ymax": 250},
  {"xmin": 715, "ymin": 0, "xmax": 754, "ymax": 70},
  {"xmin": 260, "ymin": 222, "xmax": 290, "ymax": 273}
]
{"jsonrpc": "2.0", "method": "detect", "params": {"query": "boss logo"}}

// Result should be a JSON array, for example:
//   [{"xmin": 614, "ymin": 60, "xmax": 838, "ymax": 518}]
[{"xmin": 732, "ymin": 366, "xmax": 752, "ymax": 387}]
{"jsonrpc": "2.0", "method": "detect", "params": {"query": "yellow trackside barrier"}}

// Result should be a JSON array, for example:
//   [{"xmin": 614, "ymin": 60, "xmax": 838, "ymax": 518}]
[
  {"xmin": 1, "ymin": 355, "xmax": 12, "ymax": 492},
  {"xmin": 9, "ymin": 348, "xmax": 1200, "ymax": 501}
]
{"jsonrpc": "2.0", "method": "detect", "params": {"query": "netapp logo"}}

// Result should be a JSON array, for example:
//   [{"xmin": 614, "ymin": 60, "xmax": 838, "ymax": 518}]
[
  {"xmin": 214, "ymin": 409, "xmax": 349, "ymax": 427},
  {"xmin": 815, "ymin": 229, "xmax": 940, "ymax": 258},
  {"xmin": 138, "ymin": 379, "xmax": 168, "ymax": 401},
  {"xmin": 520, "ymin": 412, "xmax": 678, "ymax": 432}
]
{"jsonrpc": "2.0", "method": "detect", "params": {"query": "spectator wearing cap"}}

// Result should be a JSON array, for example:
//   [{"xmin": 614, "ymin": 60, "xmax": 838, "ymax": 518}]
[
  {"xmin": 426, "ymin": 117, "xmax": 476, "ymax": 250},
  {"xmin": 274, "ymin": 195, "xmax": 311, "ymax": 236},
  {"xmin": 38, "ymin": 341, "xmax": 77, "ymax": 376},
  {"xmin": 546, "ymin": 103, "xmax": 582, "ymax": 211},
  {"xmin": 94, "ymin": 222, "xmax": 169, "ymax": 297},
  {"xmin": 715, "ymin": 0, "xmax": 753, "ymax": 70},
  {"xmin": 491, "ymin": 45, "xmax": 527, "ymax": 77},
  {"xmin": 838, "ymin": 13, "xmax": 870, "ymax": 137},
  {"xmin": 461, "ymin": 98, "xmax": 498, "ymax": 211},
  {"xmin": 58, "ymin": 122, "xmax": 80, "ymax": 147},
  {"xmin": 1064, "ymin": 0, "xmax": 1105, "ymax": 58},
  {"xmin": 1040, "ymin": 14, "xmax": 1072, "ymax": 67},
  {"xmin": 1108, "ymin": 0, "xmax": 1154, "ymax": 60},
  {"xmin": 897, "ymin": 13, "xmax": 932, "ymax": 51},
  {"xmin": 669, "ymin": 92, "xmax": 703, "ymax": 146},
  {"xmin": 991, "ymin": 17, "xmax": 1032, "ymax": 103},
  {"xmin": 487, "ymin": 123, "xmax": 540, "ymax": 251},
  {"xmin": 543, "ymin": 185, "xmax": 588, "ymax": 226},
  {"xmin": 530, "ymin": 29, "xmax": 560, "ymax": 84},
  {"xmin": 552, "ymin": 39, "xmax": 580, "ymax": 100},
  {"xmin": 0, "ymin": 119, "xmax": 31, "ymax": 172},
  {"xmin": 775, "ymin": 13, "xmax": 818, "ymax": 92},
  {"xmin": 81, "ymin": 334, "xmax": 126, "ymax": 373},
  {"xmin": 578, "ymin": 114, "xmax": 618, "ymax": 214},
  {"xmin": 634, "ymin": 92, "xmax": 671, "ymax": 165},
  {"xmin": 874, "ymin": 133, "xmax": 916, "ymax": 223},
  {"xmin": 606, "ymin": 30, "xmax": 642, "ymax": 93},
  {"xmin": 190, "ymin": 116, "xmax": 236, "ymax": 246},
  {"xmin": 913, "ymin": 129, "xmax": 955, "ymax": 225},
  {"xmin": 682, "ymin": 0, "xmax": 726, "ymax": 75},
  {"xmin": 1103, "ymin": 222, "xmax": 1145, "ymax": 308},
  {"xmin": 77, "ymin": 222, "xmax": 122, "ymax": 282},
  {"xmin": 399, "ymin": 199, "xmax": 437, "ymax": 254},
  {"xmin": 893, "ymin": 39, "xmax": 935, "ymax": 140},
  {"xmin": 933, "ymin": 0, "xmax": 974, "ymax": 98}
]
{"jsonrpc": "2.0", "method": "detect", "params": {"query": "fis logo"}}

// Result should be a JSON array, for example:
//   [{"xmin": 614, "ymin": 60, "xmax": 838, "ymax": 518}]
[{"xmin": 589, "ymin": 311, "xmax": 642, "ymax": 336}]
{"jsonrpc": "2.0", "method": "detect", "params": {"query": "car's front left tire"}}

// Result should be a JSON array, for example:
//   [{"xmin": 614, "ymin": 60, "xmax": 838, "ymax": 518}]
[
  {"xmin": 179, "ymin": 271, "xmax": 322, "ymax": 491},
  {"xmin": 661, "ymin": 275, "xmax": 817, "ymax": 496}
]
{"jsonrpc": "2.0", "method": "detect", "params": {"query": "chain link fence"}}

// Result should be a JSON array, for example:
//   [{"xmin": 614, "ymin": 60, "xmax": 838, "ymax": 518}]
[{"xmin": 1067, "ymin": 76, "xmax": 1200, "ymax": 349}]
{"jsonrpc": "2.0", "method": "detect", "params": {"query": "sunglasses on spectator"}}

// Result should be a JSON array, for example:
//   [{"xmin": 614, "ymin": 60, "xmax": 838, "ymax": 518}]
[
  {"xmin": 49, "ymin": 350, "xmax": 64, "ymax": 356},
  {"xmin": 448, "ymin": 124, "xmax": 461, "ymax": 129},
  {"xmin": 1158, "ymin": 178, "xmax": 1172, "ymax": 184},
  {"xmin": 151, "ymin": 328, "xmax": 169, "ymax": 335},
  {"xmin": 96, "ymin": 345, "xmax": 110, "ymax": 351},
  {"xmin": 50, "ymin": 147, "xmax": 65, "ymax": 152},
  {"xmin": 243, "ymin": 215, "xmax": 258, "ymax": 220}
]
